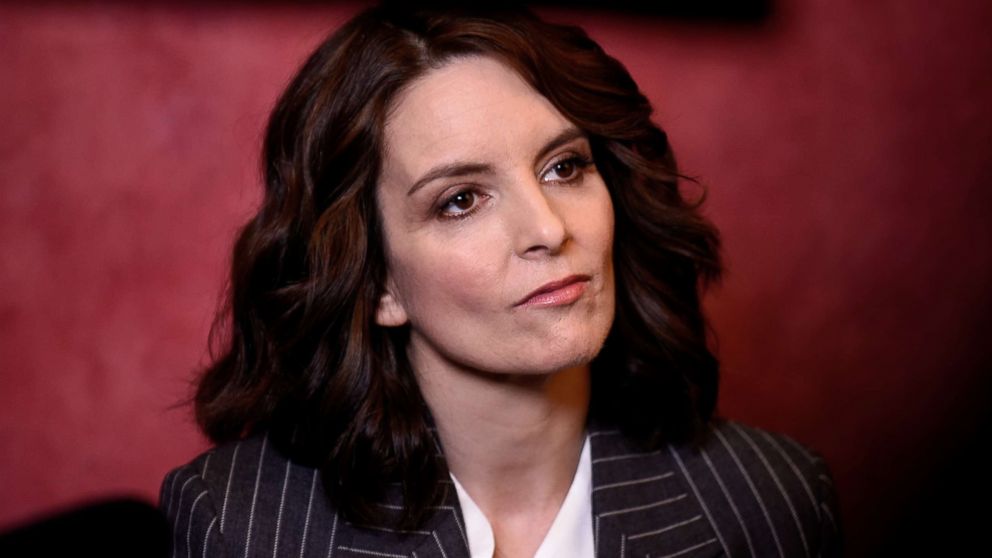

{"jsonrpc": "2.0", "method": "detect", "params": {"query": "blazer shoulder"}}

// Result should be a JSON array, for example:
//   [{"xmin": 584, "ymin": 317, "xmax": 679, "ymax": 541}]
[
  {"xmin": 701, "ymin": 419, "xmax": 831, "ymax": 481},
  {"xmin": 671, "ymin": 419, "xmax": 842, "ymax": 557},
  {"xmin": 161, "ymin": 433, "xmax": 343, "ymax": 558},
  {"xmin": 160, "ymin": 440, "xmax": 236, "ymax": 558}
]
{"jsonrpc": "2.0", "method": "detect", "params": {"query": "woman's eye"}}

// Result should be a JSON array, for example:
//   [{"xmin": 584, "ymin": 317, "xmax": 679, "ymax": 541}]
[
  {"xmin": 439, "ymin": 190, "xmax": 479, "ymax": 218},
  {"xmin": 543, "ymin": 156, "xmax": 592, "ymax": 183}
]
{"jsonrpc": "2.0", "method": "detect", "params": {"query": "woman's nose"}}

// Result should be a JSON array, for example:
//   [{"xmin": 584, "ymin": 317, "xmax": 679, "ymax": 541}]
[{"xmin": 511, "ymin": 181, "xmax": 569, "ymax": 258}]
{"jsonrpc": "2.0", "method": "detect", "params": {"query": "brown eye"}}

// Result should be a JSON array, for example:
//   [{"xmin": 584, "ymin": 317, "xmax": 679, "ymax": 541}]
[
  {"xmin": 450, "ymin": 191, "xmax": 475, "ymax": 210},
  {"xmin": 552, "ymin": 160, "xmax": 578, "ymax": 180},
  {"xmin": 440, "ymin": 190, "xmax": 479, "ymax": 218},
  {"xmin": 542, "ymin": 155, "xmax": 592, "ymax": 183}
]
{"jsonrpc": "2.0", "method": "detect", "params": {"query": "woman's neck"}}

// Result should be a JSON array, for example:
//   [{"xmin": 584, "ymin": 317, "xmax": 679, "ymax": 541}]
[{"xmin": 414, "ymin": 357, "xmax": 590, "ymax": 522}]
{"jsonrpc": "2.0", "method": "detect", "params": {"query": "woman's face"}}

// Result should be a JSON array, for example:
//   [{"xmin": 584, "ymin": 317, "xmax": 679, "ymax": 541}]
[{"xmin": 375, "ymin": 55, "xmax": 615, "ymax": 377}]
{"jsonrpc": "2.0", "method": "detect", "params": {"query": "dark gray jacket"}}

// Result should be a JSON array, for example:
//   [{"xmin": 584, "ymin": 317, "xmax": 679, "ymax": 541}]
[{"xmin": 161, "ymin": 419, "xmax": 840, "ymax": 558}]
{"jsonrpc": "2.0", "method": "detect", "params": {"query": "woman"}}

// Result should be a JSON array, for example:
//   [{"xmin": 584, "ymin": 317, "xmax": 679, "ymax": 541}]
[{"xmin": 161, "ymin": 4, "xmax": 840, "ymax": 558}]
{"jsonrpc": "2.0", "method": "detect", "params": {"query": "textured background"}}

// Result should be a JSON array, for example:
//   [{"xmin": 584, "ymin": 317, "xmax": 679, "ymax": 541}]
[{"xmin": 2, "ymin": 1, "xmax": 990, "ymax": 555}]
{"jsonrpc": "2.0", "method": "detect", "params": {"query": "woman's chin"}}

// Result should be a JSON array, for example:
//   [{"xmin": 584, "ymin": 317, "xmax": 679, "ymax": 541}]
[{"xmin": 497, "ymin": 336, "xmax": 606, "ymax": 376}]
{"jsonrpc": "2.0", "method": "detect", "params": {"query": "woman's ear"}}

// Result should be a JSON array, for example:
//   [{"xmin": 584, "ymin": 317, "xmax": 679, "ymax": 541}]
[{"xmin": 375, "ymin": 278, "xmax": 408, "ymax": 327}]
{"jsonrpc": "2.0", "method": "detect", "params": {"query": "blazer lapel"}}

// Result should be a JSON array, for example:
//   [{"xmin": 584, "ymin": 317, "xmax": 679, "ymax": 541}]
[
  {"xmin": 411, "ymin": 479, "xmax": 473, "ymax": 558},
  {"xmin": 372, "ymin": 421, "xmax": 722, "ymax": 558},
  {"xmin": 335, "ymin": 478, "xmax": 470, "ymax": 558},
  {"xmin": 589, "ymin": 425, "xmax": 722, "ymax": 558}
]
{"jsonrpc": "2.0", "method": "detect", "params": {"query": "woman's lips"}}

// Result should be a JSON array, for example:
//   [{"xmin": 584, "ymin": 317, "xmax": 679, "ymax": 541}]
[{"xmin": 515, "ymin": 275, "xmax": 590, "ymax": 307}]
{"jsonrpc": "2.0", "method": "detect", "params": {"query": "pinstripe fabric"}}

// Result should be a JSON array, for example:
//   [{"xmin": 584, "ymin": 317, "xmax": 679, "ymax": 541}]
[{"xmin": 160, "ymin": 420, "xmax": 840, "ymax": 557}]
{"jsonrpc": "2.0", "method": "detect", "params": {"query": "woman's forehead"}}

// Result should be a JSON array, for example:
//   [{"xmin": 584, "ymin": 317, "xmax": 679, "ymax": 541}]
[{"xmin": 381, "ymin": 56, "xmax": 574, "ymax": 182}]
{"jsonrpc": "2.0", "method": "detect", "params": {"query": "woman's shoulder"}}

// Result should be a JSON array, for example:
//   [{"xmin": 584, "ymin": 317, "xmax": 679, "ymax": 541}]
[
  {"xmin": 675, "ymin": 418, "xmax": 842, "ymax": 557},
  {"xmin": 160, "ymin": 433, "xmax": 339, "ymax": 558},
  {"xmin": 162, "ymin": 433, "xmax": 272, "ymax": 496},
  {"xmin": 696, "ymin": 418, "xmax": 834, "ymax": 485}
]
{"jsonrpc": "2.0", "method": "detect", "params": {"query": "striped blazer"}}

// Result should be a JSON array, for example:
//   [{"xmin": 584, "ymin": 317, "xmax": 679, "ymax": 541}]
[{"xmin": 160, "ymin": 419, "xmax": 841, "ymax": 558}]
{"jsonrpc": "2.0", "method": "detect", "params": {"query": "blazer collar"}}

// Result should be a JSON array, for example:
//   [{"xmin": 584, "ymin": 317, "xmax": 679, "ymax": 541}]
[
  {"xmin": 403, "ymin": 421, "xmax": 716, "ymax": 558},
  {"xmin": 586, "ymin": 420, "xmax": 719, "ymax": 558}
]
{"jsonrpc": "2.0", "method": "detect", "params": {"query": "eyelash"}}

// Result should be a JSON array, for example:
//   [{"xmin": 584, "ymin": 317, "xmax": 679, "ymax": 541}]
[
  {"xmin": 435, "ymin": 154, "xmax": 595, "ymax": 221},
  {"xmin": 543, "ymin": 154, "xmax": 594, "ymax": 184}
]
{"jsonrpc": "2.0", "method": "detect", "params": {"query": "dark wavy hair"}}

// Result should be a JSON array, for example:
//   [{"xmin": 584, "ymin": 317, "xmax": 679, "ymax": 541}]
[{"xmin": 195, "ymin": 3, "xmax": 721, "ymax": 528}]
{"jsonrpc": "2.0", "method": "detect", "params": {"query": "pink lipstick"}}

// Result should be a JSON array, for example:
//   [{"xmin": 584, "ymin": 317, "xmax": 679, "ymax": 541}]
[{"xmin": 515, "ymin": 275, "xmax": 590, "ymax": 307}]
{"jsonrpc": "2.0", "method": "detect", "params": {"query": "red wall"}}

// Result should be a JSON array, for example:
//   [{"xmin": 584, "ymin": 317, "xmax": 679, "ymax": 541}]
[{"xmin": 2, "ymin": 1, "xmax": 989, "ymax": 555}]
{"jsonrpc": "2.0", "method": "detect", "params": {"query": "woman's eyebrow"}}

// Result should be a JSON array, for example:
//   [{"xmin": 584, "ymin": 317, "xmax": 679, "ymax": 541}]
[
  {"xmin": 407, "ymin": 162, "xmax": 493, "ymax": 196},
  {"xmin": 532, "ymin": 126, "xmax": 586, "ymax": 167},
  {"xmin": 405, "ymin": 126, "xmax": 586, "ymax": 197}
]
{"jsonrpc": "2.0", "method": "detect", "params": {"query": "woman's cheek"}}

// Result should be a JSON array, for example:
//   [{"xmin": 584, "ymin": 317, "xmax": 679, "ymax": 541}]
[
  {"xmin": 401, "ymin": 247, "xmax": 496, "ymax": 312},
  {"xmin": 444, "ymin": 257, "xmax": 506, "ymax": 310}
]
